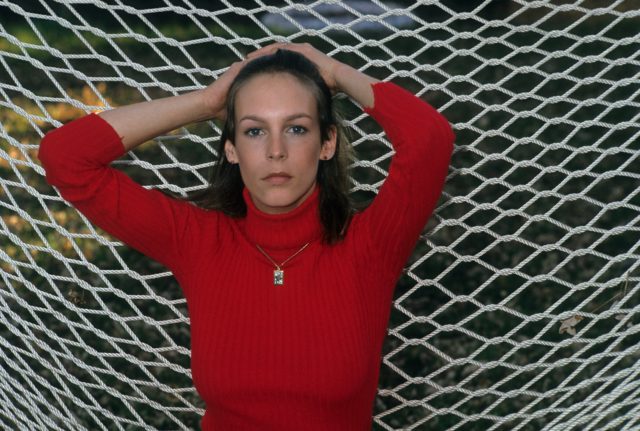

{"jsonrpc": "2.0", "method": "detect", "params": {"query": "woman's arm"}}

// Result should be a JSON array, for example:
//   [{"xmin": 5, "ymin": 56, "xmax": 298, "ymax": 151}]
[
  {"xmin": 36, "ymin": 54, "xmax": 260, "ymax": 278},
  {"xmin": 357, "ymin": 82, "xmax": 455, "ymax": 279},
  {"xmin": 98, "ymin": 59, "xmax": 247, "ymax": 151},
  {"xmin": 269, "ymin": 42, "xmax": 455, "ymax": 282},
  {"xmin": 100, "ymin": 43, "xmax": 288, "ymax": 150},
  {"xmin": 37, "ymin": 113, "xmax": 201, "ymax": 276},
  {"xmin": 98, "ymin": 88, "xmax": 213, "ymax": 152}
]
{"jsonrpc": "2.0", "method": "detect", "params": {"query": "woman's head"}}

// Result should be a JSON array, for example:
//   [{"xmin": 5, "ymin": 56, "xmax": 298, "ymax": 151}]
[
  {"xmin": 222, "ymin": 48, "xmax": 336, "ymax": 158},
  {"xmin": 178, "ymin": 49, "xmax": 355, "ymax": 244},
  {"xmin": 222, "ymin": 55, "xmax": 337, "ymax": 215}
]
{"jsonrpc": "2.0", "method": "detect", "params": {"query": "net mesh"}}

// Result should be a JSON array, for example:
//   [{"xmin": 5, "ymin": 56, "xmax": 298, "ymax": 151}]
[{"xmin": 1, "ymin": 0, "xmax": 639, "ymax": 430}]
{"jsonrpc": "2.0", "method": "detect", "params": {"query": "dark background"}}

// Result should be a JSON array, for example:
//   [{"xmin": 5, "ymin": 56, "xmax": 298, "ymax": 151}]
[{"xmin": 1, "ymin": 1, "xmax": 638, "ymax": 430}]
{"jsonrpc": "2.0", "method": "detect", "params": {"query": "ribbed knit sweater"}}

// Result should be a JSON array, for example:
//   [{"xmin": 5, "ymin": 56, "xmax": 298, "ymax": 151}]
[{"xmin": 37, "ymin": 81, "xmax": 455, "ymax": 430}]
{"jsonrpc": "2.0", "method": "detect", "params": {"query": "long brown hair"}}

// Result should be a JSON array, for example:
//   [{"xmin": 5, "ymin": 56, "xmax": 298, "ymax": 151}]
[{"xmin": 165, "ymin": 49, "xmax": 356, "ymax": 244}]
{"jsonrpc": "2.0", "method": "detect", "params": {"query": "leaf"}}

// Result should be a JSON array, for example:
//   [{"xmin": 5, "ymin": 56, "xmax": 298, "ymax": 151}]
[
  {"xmin": 608, "ymin": 299, "xmax": 627, "ymax": 321},
  {"xmin": 559, "ymin": 315, "xmax": 584, "ymax": 336}
]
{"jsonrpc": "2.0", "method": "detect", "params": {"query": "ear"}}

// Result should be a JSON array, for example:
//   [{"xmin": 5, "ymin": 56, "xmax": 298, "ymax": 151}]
[
  {"xmin": 319, "ymin": 126, "xmax": 337, "ymax": 161},
  {"xmin": 224, "ymin": 139, "xmax": 239, "ymax": 164}
]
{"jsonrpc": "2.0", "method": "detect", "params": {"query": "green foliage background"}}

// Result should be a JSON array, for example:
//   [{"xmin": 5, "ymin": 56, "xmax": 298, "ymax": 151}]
[{"xmin": 1, "ymin": 1, "xmax": 639, "ymax": 430}]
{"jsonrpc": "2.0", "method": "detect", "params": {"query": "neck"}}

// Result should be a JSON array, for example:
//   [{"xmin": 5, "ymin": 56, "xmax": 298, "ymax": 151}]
[
  {"xmin": 251, "ymin": 181, "xmax": 318, "ymax": 215},
  {"xmin": 238, "ymin": 184, "xmax": 323, "ymax": 252}
]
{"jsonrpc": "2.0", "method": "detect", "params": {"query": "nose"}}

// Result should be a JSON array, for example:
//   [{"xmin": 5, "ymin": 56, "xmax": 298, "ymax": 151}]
[{"xmin": 267, "ymin": 134, "xmax": 287, "ymax": 160}]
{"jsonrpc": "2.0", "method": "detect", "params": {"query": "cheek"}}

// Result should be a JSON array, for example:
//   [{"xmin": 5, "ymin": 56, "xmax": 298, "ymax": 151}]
[
  {"xmin": 234, "ymin": 139, "xmax": 260, "ymax": 161},
  {"xmin": 233, "ymin": 147, "xmax": 262, "ymax": 182},
  {"xmin": 295, "ymin": 144, "xmax": 321, "ymax": 173}
]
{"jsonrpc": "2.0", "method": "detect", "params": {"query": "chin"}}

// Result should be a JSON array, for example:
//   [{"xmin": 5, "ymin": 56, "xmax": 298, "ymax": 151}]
[
  {"xmin": 268, "ymin": 192, "xmax": 303, "ymax": 206},
  {"xmin": 258, "ymin": 189, "xmax": 307, "ymax": 213}
]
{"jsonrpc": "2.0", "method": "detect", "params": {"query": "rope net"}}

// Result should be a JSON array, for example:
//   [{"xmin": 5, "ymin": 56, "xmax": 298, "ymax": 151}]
[{"xmin": 1, "ymin": 0, "xmax": 639, "ymax": 429}]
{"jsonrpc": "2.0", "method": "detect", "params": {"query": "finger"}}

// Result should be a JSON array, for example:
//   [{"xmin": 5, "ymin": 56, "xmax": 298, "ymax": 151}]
[
  {"xmin": 272, "ymin": 43, "xmax": 306, "ymax": 56},
  {"xmin": 246, "ymin": 41, "xmax": 292, "ymax": 58},
  {"xmin": 246, "ymin": 43, "xmax": 282, "ymax": 58}
]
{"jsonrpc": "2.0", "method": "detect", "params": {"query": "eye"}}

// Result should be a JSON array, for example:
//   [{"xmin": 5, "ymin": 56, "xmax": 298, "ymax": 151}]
[
  {"xmin": 244, "ymin": 127, "xmax": 263, "ymax": 137},
  {"xmin": 288, "ymin": 125, "xmax": 308, "ymax": 135}
]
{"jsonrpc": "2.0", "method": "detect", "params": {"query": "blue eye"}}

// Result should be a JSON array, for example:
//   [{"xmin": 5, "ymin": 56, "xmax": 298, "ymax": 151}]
[
  {"xmin": 289, "ymin": 125, "xmax": 307, "ymax": 135},
  {"xmin": 244, "ymin": 128, "xmax": 262, "ymax": 137}
]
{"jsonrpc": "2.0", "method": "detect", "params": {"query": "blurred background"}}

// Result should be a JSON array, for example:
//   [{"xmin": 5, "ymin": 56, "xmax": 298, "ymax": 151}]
[{"xmin": 1, "ymin": 1, "xmax": 639, "ymax": 429}]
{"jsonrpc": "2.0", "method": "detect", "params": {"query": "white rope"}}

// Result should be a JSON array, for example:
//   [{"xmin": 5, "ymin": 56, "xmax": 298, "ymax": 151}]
[{"xmin": 1, "ymin": 1, "xmax": 639, "ymax": 429}]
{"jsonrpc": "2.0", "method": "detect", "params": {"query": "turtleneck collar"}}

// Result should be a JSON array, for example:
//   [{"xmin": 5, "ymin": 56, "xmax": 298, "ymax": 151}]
[{"xmin": 237, "ymin": 183, "xmax": 323, "ymax": 251}]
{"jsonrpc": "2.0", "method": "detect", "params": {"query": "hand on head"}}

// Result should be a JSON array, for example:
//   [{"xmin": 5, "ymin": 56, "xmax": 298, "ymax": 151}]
[
  {"xmin": 204, "ymin": 41, "xmax": 379, "ymax": 122},
  {"xmin": 246, "ymin": 42, "xmax": 341, "ymax": 94},
  {"xmin": 202, "ymin": 59, "xmax": 246, "ymax": 121},
  {"xmin": 205, "ymin": 42, "xmax": 342, "ymax": 120}
]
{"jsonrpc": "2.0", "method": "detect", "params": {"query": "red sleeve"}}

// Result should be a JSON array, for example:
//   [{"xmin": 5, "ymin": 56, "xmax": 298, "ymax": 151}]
[
  {"xmin": 356, "ymin": 81, "xmax": 455, "ymax": 278},
  {"xmin": 37, "ymin": 113, "xmax": 206, "ymax": 275}
]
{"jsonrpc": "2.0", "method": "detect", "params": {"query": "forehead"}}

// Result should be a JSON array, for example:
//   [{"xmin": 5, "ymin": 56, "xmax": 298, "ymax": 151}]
[{"xmin": 234, "ymin": 72, "xmax": 318, "ymax": 118}]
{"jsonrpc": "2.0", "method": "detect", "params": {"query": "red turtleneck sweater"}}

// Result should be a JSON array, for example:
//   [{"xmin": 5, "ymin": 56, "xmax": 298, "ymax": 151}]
[{"xmin": 38, "ymin": 81, "xmax": 455, "ymax": 430}]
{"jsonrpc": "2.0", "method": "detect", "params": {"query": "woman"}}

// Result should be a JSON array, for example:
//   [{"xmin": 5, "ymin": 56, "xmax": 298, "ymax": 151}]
[{"xmin": 38, "ymin": 42, "xmax": 455, "ymax": 430}]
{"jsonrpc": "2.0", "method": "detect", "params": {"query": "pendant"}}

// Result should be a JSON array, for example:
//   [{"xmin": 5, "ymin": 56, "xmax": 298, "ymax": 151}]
[{"xmin": 274, "ymin": 269, "xmax": 284, "ymax": 286}]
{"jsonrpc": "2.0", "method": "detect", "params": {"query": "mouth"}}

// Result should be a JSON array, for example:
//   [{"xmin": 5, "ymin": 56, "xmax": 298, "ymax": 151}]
[{"xmin": 263, "ymin": 172, "xmax": 292, "ymax": 184}]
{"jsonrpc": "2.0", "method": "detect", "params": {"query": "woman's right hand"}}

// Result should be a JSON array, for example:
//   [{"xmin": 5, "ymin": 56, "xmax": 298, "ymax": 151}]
[
  {"xmin": 202, "ymin": 44, "xmax": 292, "ymax": 121},
  {"xmin": 201, "ymin": 60, "xmax": 246, "ymax": 121}
]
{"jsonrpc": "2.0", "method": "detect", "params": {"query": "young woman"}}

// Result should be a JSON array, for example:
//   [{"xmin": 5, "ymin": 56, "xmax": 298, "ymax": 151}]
[{"xmin": 38, "ymin": 42, "xmax": 455, "ymax": 430}]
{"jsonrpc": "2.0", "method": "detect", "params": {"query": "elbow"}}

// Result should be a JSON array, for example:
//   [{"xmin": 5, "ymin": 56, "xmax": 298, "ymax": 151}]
[
  {"xmin": 37, "ymin": 129, "xmax": 84, "ymax": 195},
  {"xmin": 37, "ymin": 114, "xmax": 122, "ymax": 203},
  {"xmin": 421, "ymin": 104, "xmax": 455, "ymax": 160},
  {"xmin": 37, "ymin": 130, "xmax": 62, "ymax": 186},
  {"xmin": 37, "ymin": 128, "xmax": 81, "ymax": 190}
]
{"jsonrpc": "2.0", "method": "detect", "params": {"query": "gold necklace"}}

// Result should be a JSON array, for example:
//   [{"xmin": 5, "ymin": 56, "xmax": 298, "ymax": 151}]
[{"xmin": 255, "ymin": 242, "xmax": 310, "ymax": 286}]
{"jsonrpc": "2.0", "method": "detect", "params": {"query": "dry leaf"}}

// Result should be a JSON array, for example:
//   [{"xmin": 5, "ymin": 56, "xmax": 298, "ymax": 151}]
[
  {"xmin": 559, "ymin": 315, "xmax": 584, "ymax": 336},
  {"xmin": 608, "ymin": 299, "xmax": 625, "ymax": 321}
]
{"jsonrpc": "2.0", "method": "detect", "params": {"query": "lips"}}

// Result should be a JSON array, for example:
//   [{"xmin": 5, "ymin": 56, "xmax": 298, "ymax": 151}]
[{"xmin": 263, "ymin": 172, "xmax": 292, "ymax": 184}]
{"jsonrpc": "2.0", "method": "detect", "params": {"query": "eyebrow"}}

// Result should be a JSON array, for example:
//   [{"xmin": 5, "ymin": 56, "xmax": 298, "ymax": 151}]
[{"xmin": 238, "ymin": 113, "xmax": 313, "ymax": 123}]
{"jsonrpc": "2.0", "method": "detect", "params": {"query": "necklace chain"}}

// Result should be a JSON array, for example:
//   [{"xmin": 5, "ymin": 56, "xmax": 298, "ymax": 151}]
[
  {"xmin": 255, "ymin": 242, "xmax": 310, "ymax": 286},
  {"xmin": 255, "ymin": 242, "xmax": 310, "ymax": 269}
]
